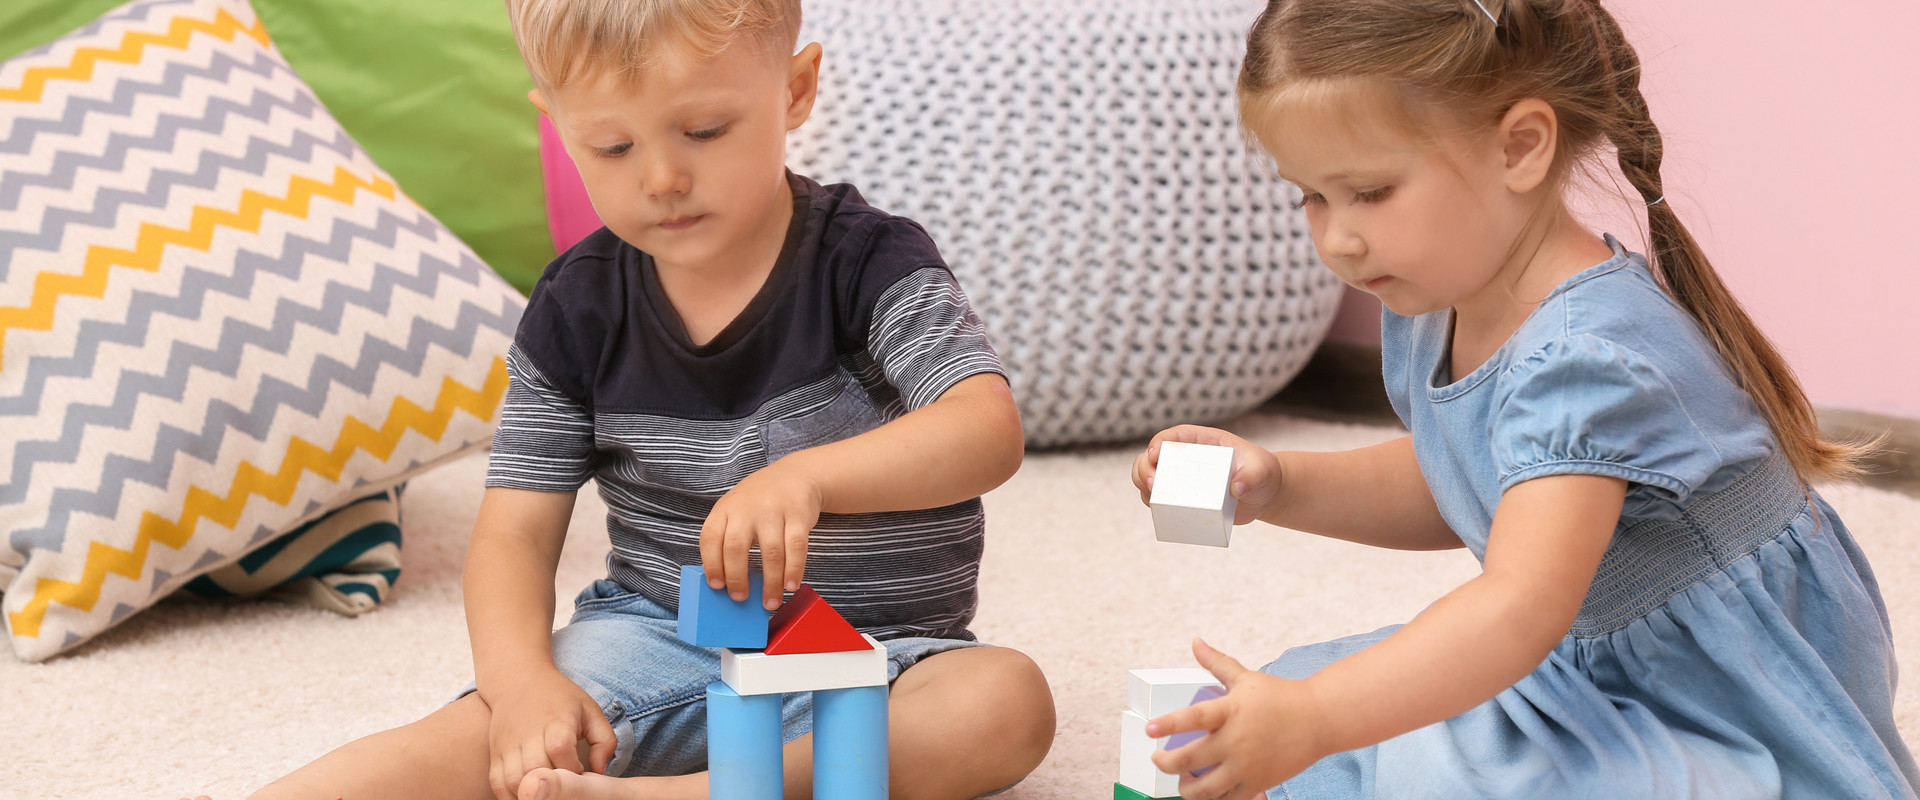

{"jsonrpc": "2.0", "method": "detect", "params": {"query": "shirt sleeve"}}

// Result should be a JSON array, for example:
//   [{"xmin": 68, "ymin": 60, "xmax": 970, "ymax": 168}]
[
  {"xmin": 486, "ymin": 344, "xmax": 596, "ymax": 492},
  {"xmin": 1489, "ymin": 334, "xmax": 1724, "ymax": 513},
  {"xmin": 863, "ymin": 266, "xmax": 1005, "ymax": 411}
]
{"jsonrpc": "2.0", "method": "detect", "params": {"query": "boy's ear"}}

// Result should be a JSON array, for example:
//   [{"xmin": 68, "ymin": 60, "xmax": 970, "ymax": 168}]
[
  {"xmin": 1498, "ymin": 98, "xmax": 1557, "ymax": 194},
  {"xmin": 785, "ymin": 42, "xmax": 824, "ymax": 131}
]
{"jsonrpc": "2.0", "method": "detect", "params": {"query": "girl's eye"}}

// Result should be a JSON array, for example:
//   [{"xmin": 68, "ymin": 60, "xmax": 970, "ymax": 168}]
[
  {"xmin": 687, "ymin": 125, "xmax": 729, "ymax": 142},
  {"xmin": 1354, "ymin": 186, "xmax": 1394, "ymax": 204},
  {"xmin": 1290, "ymin": 192, "xmax": 1325, "ymax": 210},
  {"xmin": 594, "ymin": 142, "xmax": 632, "ymax": 158}
]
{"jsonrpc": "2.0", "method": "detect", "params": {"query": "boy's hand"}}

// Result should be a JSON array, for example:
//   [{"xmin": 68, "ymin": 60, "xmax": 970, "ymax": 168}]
[
  {"xmin": 1132, "ymin": 425, "xmax": 1282, "ymax": 525},
  {"xmin": 1148, "ymin": 638, "xmax": 1329, "ymax": 800},
  {"xmin": 700, "ymin": 458, "xmax": 823, "ymax": 611},
  {"xmin": 482, "ymin": 670, "xmax": 615, "ymax": 800}
]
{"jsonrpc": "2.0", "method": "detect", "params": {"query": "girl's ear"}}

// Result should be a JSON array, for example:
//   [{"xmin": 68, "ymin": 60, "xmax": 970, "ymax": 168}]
[
  {"xmin": 528, "ymin": 88, "xmax": 551, "ymax": 117},
  {"xmin": 1498, "ymin": 98, "xmax": 1558, "ymax": 195},
  {"xmin": 785, "ymin": 42, "xmax": 824, "ymax": 131}
]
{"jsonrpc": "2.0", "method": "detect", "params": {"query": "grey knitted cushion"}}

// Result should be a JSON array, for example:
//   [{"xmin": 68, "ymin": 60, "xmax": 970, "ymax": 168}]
[{"xmin": 790, "ymin": 0, "xmax": 1341, "ymax": 447}]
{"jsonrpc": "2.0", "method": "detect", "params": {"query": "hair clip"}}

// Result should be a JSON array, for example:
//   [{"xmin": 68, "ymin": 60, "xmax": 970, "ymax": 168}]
[
  {"xmin": 1647, "ymin": 195, "xmax": 1667, "ymax": 207},
  {"xmin": 1469, "ymin": 0, "xmax": 1499, "ymax": 24}
]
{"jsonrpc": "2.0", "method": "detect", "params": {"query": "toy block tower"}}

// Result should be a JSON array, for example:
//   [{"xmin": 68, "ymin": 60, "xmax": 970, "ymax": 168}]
[
  {"xmin": 1149, "ymin": 442, "xmax": 1236, "ymax": 547},
  {"xmin": 678, "ymin": 568, "xmax": 888, "ymax": 799},
  {"xmin": 1115, "ymin": 668, "xmax": 1222, "ymax": 799}
]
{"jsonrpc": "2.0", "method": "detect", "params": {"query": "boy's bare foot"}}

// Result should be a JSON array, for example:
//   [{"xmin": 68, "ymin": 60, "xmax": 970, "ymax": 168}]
[{"xmin": 518, "ymin": 768, "xmax": 697, "ymax": 800}]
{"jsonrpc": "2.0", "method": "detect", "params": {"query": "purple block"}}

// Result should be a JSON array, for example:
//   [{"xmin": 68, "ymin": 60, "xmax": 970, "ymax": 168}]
[{"xmin": 1162, "ymin": 685, "xmax": 1226, "ymax": 777}]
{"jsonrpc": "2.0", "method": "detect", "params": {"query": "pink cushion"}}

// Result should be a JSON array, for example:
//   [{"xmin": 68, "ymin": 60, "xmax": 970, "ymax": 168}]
[{"xmin": 540, "ymin": 115, "xmax": 605, "ymax": 253}]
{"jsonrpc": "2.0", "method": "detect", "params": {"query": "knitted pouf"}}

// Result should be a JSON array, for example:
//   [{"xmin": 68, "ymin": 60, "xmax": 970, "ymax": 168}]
[{"xmin": 789, "ymin": 0, "xmax": 1343, "ymax": 448}]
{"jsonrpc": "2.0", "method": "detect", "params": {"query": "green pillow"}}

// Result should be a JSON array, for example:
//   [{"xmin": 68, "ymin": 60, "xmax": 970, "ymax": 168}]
[{"xmin": 0, "ymin": 0, "xmax": 550, "ymax": 292}]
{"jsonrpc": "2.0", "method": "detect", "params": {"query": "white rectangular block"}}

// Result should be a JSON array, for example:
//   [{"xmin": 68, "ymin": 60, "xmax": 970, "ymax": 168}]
[
  {"xmin": 721, "ymin": 633, "xmax": 888, "ymax": 696},
  {"xmin": 1127, "ymin": 667, "xmax": 1223, "ymax": 718},
  {"xmin": 1118, "ymin": 710, "xmax": 1182, "ymax": 798},
  {"xmin": 1149, "ymin": 442, "xmax": 1236, "ymax": 547}
]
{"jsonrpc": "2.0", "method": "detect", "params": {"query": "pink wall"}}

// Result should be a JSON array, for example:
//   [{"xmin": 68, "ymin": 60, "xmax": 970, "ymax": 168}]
[{"xmin": 1321, "ymin": 1, "xmax": 1920, "ymax": 419}]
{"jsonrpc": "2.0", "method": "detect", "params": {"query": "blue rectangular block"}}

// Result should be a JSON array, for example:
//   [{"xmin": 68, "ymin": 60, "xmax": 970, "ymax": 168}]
[{"xmin": 677, "ymin": 564, "xmax": 769, "ymax": 648}]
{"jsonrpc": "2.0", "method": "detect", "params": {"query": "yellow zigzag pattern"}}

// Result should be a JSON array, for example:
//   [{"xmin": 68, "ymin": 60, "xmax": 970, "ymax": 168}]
[
  {"xmin": 0, "ymin": 165, "xmax": 398, "ymax": 371},
  {"xmin": 0, "ymin": 7, "xmax": 271, "ymax": 104},
  {"xmin": 8, "ymin": 357, "xmax": 510, "ymax": 639}
]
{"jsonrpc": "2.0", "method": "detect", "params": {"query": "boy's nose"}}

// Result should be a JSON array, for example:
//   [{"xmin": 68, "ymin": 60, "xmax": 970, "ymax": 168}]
[{"xmin": 641, "ymin": 153, "xmax": 691, "ymax": 198}]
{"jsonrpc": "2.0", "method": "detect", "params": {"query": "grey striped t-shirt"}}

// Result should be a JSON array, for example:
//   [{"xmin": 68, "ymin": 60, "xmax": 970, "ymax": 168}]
[{"xmin": 486, "ymin": 174, "xmax": 1003, "ymax": 641}]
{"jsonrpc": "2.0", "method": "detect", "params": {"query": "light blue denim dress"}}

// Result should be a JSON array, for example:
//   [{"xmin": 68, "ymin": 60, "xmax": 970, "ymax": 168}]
[{"xmin": 1263, "ymin": 239, "xmax": 1919, "ymax": 799}]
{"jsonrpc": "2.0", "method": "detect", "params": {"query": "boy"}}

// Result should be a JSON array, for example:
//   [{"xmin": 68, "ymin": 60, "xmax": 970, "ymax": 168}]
[{"xmin": 240, "ymin": 1, "xmax": 1055, "ymax": 797}]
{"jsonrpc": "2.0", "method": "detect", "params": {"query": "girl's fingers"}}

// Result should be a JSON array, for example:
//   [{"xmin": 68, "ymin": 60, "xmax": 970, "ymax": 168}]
[
  {"xmin": 1193, "ymin": 638, "xmax": 1251, "ymax": 688},
  {"xmin": 1133, "ymin": 450, "xmax": 1155, "ymax": 499},
  {"xmin": 1146, "ymin": 696, "xmax": 1227, "ymax": 739},
  {"xmin": 1151, "ymin": 728, "xmax": 1222, "ymax": 776},
  {"xmin": 1181, "ymin": 770, "xmax": 1247, "ymax": 800}
]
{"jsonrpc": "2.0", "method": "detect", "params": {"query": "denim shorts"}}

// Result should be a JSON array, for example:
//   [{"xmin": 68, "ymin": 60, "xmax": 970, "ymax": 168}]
[{"xmin": 456, "ymin": 579, "xmax": 991, "ymax": 777}]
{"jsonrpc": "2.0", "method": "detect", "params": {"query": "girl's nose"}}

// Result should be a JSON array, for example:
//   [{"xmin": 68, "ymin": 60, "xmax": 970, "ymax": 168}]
[{"xmin": 1317, "ymin": 216, "xmax": 1366, "ymax": 262}]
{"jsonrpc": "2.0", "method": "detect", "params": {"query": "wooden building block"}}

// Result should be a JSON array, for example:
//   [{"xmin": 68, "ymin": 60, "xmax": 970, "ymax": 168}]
[
  {"xmin": 676, "ymin": 564, "xmax": 770, "ymax": 649},
  {"xmin": 721, "ymin": 633, "xmax": 888, "ymax": 696},
  {"xmin": 1148, "ymin": 442, "xmax": 1236, "ymax": 547},
  {"xmin": 766, "ymin": 584, "xmax": 869, "ymax": 655}
]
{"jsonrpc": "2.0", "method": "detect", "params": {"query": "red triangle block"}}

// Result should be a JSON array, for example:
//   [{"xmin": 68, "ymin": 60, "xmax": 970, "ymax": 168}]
[{"xmin": 765, "ymin": 585, "xmax": 870, "ymax": 655}]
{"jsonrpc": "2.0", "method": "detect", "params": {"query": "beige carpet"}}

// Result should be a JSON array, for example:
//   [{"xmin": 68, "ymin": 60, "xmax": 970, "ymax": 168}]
[{"xmin": 5, "ymin": 411, "xmax": 1916, "ymax": 799}]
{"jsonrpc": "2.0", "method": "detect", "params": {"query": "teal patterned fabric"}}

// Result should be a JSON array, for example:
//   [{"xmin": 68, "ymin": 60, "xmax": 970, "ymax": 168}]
[{"xmin": 184, "ymin": 486, "xmax": 404, "ymax": 615}]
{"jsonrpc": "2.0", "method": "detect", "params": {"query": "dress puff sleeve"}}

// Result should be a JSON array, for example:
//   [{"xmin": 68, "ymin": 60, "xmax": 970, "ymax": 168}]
[{"xmin": 1489, "ymin": 334, "xmax": 1725, "ymax": 517}]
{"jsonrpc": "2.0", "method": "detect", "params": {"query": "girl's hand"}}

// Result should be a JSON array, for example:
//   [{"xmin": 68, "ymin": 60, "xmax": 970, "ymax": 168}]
[
  {"xmin": 1131, "ymin": 426, "xmax": 1283, "ymax": 525},
  {"xmin": 481, "ymin": 670, "xmax": 616, "ymax": 800},
  {"xmin": 1148, "ymin": 638, "xmax": 1330, "ymax": 800},
  {"xmin": 701, "ymin": 459, "xmax": 823, "ymax": 611}
]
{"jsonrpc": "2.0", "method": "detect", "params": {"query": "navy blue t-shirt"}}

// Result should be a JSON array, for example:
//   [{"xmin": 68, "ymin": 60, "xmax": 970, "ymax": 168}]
[{"xmin": 487, "ymin": 173, "xmax": 1003, "ymax": 640}]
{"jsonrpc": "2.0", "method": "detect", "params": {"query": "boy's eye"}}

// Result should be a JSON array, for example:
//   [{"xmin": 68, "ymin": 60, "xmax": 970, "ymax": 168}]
[
  {"xmin": 687, "ymin": 125, "xmax": 729, "ymax": 142},
  {"xmin": 594, "ymin": 142, "xmax": 632, "ymax": 157},
  {"xmin": 1290, "ymin": 192, "xmax": 1325, "ymax": 210},
  {"xmin": 1354, "ymin": 186, "xmax": 1394, "ymax": 204}
]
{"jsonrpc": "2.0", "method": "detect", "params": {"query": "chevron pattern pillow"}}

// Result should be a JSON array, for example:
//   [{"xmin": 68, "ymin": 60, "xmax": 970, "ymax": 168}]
[{"xmin": 0, "ymin": 0, "xmax": 525, "ymax": 661}]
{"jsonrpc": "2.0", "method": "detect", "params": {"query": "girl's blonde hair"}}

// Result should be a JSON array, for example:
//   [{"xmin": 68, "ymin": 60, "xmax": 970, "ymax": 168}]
[
  {"xmin": 1239, "ymin": 0, "xmax": 1871, "ymax": 483},
  {"xmin": 505, "ymin": 0, "xmax": 801, "ymax": 89}
]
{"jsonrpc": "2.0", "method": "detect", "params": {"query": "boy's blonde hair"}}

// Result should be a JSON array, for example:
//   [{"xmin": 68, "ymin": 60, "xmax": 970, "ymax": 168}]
[
  {"xmin": 1239, "ymin": 0, "xmax": 1874, "ymax": 483},
  {"xmin": 505, "ymin": 0, "xmax": 802, "ymax": 89}
]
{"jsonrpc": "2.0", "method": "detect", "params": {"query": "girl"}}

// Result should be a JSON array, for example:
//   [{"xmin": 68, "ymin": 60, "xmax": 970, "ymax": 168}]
[{"xmin": 1130, "ymin": 0, "xmax": 1919, "ymax": 797}]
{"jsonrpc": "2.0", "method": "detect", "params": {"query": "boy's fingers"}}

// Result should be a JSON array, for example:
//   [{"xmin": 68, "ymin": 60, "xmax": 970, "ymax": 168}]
[
  {"xmin": 545, "ymin": 722, "xmax": 582, "ymax": 772},
  {"xmin": 723, "ymin": 520, "xmax": 754, "ymax": 602},
  {"xmin": 698, "ymin": 513, "xmax": 726, "ymax": 590},
  {"xmin": 489, "ymin": 760, "xmax": 509, "ymax": 800},
  {"xmin": 783, "ymin": 518, "xmax": 810, "ymax": 593},
  {"xmin": 759, "ymin": 521, "xmax": 786, "ymax": 611},
  {"xmin": 1194, "ymin": 637, "xmax": 1250, "ymax": 687},
  {"xmin": 585, "ymin": 712, "xmax": 618, "ymax": 774}
]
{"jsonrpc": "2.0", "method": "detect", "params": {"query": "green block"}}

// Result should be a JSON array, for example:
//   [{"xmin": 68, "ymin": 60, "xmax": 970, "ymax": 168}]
[{"xmin": 1114, "ymin": 783, "xmax": 1177, "ymax": 800}]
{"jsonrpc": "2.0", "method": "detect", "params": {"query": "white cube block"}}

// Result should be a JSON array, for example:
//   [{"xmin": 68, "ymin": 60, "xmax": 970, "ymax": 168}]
[
  {"xmin": 721, "ymin": 633, "xmax": 888, "ymax": 696},
  {"xmin": 1126, "ymin": 668, "xmax": 1223, "ymax": 718},
  {"xmin": 1149, "ymin": 442, "xmax": 1236, "ymax": 547},
  {"xmin": 1118, "ymin": 710, "xmax": 1183, "ymax": 797}
]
